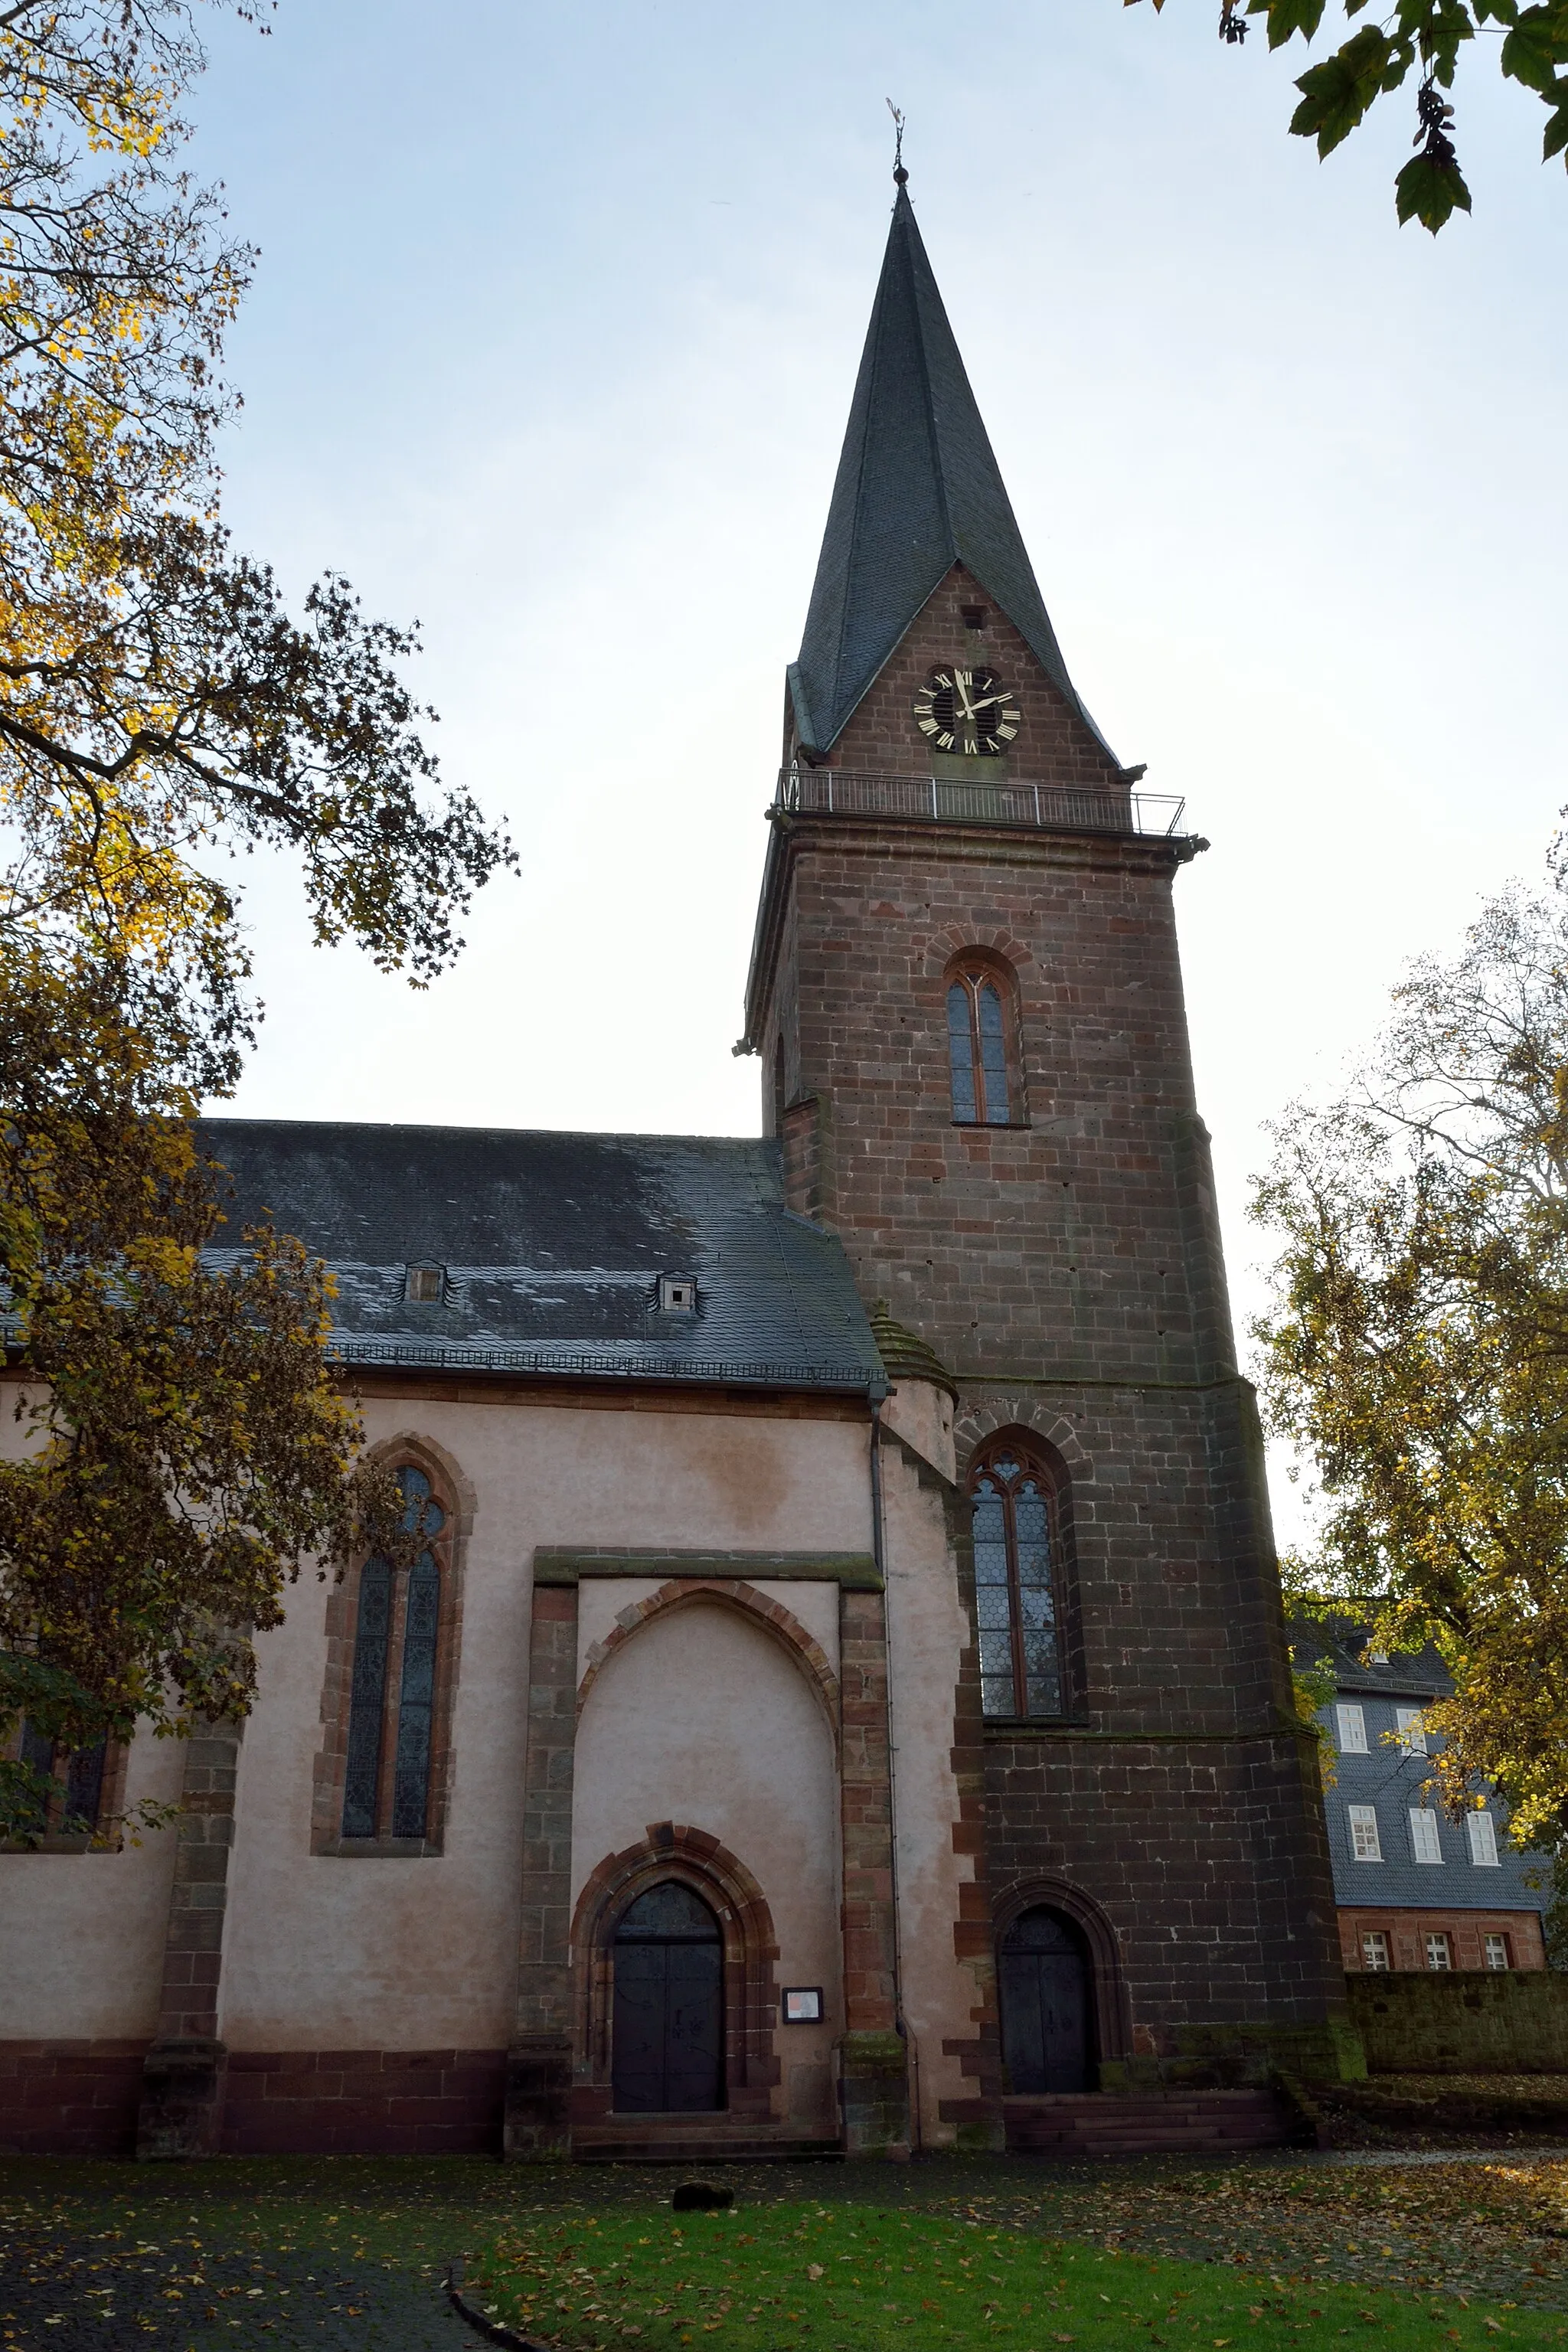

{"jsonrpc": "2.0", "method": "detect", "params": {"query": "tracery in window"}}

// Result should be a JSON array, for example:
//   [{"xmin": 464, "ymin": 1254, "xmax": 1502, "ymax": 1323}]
[
  {"xmin": 341, "ymin": 1464, "xmax": 446, "ymax": 1841},
  {"xmin": 946, "ymin": 962, "xmax": 1016, "ymax": 1125},
  {"xmin": 969, "ymin": 1442, "xmax": 1066, "ymax": 1718}
]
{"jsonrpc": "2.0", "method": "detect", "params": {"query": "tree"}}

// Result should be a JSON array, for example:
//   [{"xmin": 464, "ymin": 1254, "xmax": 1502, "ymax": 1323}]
[
  {"xmin": 1252, "ymin": 876, "xmax": 1568, "ymax": 1847},
  {"xmin": 1128, "ymin": 0, "xmax": 1568, "ymax": 231},
  {"xmin": 0, "ymin": 3, "xmax": 511, "ymax": 1840}
]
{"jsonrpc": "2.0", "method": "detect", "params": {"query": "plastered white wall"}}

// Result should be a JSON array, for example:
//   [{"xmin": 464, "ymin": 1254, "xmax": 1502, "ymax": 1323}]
[
  {"xmin": 571, "ymin": 1596, "xmax": 842, "ymax": 2107},
  {"xmin": 577, "ymin": 1577, "xmax": 841, "ymax": 1678},
  {"xmin": 0, "ymin": 1379, "xmax": 189, "ymax": 2040},
  {"xmin": 217, "ymin": 1394, "xmax": 868, "ymax": 2052},
  {"xmin": 0, "ymin": 1727, "xmax": 187, "ymax": 2039}
]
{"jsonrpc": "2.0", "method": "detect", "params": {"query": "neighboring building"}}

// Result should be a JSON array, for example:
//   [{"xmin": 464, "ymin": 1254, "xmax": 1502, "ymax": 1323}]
[
  {"xmin": 0, "ymin": 172, "xmax": 1352, "ymax": 2164},
  {"xmin": 1298, "ymin": 1625, "xmax": 1548, "ymax": 1973}
]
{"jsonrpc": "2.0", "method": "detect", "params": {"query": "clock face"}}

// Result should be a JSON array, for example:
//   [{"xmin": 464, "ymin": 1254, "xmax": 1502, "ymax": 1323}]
[{"xmin": 913, "ymin": 666, "xmax": 1021, "ymax": 756}]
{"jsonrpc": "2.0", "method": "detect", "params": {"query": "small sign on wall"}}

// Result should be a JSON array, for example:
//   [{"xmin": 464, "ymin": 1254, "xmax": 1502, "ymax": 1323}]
[{"xmin": 782, "ymin": 1986, "xmax": 824, "ymax": 2024}]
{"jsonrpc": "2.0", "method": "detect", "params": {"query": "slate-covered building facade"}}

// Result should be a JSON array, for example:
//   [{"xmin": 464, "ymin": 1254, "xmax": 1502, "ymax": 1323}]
[
  {"xmin": 2, "ymin": 174, "xmax": 1356, "ymax": 2163},
  {"xmin": 1300, "ymin": 1628, "xmax": 1549, "ymax": 1975}
]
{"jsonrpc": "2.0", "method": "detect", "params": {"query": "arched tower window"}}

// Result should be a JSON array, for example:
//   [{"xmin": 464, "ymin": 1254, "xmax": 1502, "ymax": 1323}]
[
  {"xmin": 341, "ymin": 1464, "xmax": 447, "ymax": 1841},
  {"xmin": 969, "ymin": 1441, "xmax": 1066, "ymax": 1719},
  {"xmin": 946, "ymin": 962, "xmax": 1017, "ymax": 1125}
]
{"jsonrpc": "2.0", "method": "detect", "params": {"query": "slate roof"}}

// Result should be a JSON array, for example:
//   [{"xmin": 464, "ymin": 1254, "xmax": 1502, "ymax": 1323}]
[
  {"xmin": 1289, "ymin": 1621, "xmax": 1548, "ymax": 1917},
  {"xmin": 197, "ymin": 1119, "xmax": 887, "ymax": 1393},
  {"xmin": 789, "ymin": 184, "xmax": 1119, "ymax": 766}
]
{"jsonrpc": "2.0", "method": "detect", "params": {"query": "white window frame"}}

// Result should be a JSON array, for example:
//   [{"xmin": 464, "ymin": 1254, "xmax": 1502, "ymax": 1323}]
[
  {"xmin": 1361, "ymin": 1929, "xmax": 1390, "ymax": 1972},
  {"xmin": 1483, "ymin": 1932, "xmax": 1511, "ymax": 1971},
  {"xmin": 1409, "ymin": 1807, "xmax": 1444, "ymax": 1864},
  {"xmin": 1424, "ymin": 1930, "xmax": 1452, "ymax": 1971},
  {"xmin": 1336, "ymin": 1704, "xmax": 1368, "ymax": 1755},
  {"xmin": 1465, "ymin": 1809, "xmax": 1499, "ymax": 1867},
  {"xmin": 1348, "ymin": 1803, "xmax": 1382, "ymax": 1861},
  {"xmin": 1395, "ymin": 1704, "xmax": 1427, "ymax": 1755}
]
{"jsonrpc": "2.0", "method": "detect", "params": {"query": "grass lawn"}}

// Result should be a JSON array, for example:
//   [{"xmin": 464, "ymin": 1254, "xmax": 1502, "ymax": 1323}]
[
  {"xmin": 468, "ymin": 2198, "xmax": 1568, "ymax": 2352},
  {"xmin": 4, "ymin": 2153, "xmax": 1568, "ymax": 2350}
]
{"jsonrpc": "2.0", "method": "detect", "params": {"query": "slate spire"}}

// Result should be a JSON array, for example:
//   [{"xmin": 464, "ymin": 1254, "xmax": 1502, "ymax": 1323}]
[{"xmin": 789, "ymin": 180, "xmax": 1116, "ymax": 764}]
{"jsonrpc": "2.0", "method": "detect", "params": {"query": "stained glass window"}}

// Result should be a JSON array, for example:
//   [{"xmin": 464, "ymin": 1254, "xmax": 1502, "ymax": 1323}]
[
  {"xmin": 947, "ymin": 968, "xmax": 1014, "ymax": 1124},
  {"xmin": 969, "ymin": 1447, "xmax": 1064, "ymax": 1718},
  {"xmin": 341, "ymin": 1464, "xmax": 446, "ymax": 1841}
]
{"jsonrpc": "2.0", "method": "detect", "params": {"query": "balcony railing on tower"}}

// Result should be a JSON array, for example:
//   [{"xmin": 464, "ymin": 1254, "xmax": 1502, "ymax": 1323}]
[{"xmin": 775, "ymin": 767, "xmax": 1186, "ymax": 838}]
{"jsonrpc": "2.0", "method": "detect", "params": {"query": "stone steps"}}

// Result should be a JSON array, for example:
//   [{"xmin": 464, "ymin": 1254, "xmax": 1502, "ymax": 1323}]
[
  {"xmin": 572, "ymin": 2118, "xmax": 841, "ymax": 2164},
  {"xmin": 1004, "ymin": 2090, "xmax": 1294, "ymax": 2159}
]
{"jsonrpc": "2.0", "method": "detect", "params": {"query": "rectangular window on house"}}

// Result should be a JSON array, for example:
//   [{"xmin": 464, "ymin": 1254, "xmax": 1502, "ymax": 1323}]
[
  {"xmin": 1484, "ymin": 1933, "xmax": 1511, "ymax": 1970},
  {"xmin": 1465, "ymin": 1810, "xmax": 1499, "ymax": 1866},
  {"xmin": 1410, "ymin": 1808, "xmax": 1444, "ymax": 1864},
  {"xmin": 1348, "ymin": 1804, "xmax": 1382, "ymax": 1860},
  {"xmin": 1361, "ymin": 1929, "xmax": 1391, "ymax": 1971},
  {"xmin": 1425, "ymin": 1930, "xmax": 1452, "ymax": 1971},
  {"xmin": 1336, "ymin": 1704, "xmax": 1368, "ymax": 1754},
  {"xmin": 1395, "ymin": 1704, "xmax": 1428, "ymax": 1754}
]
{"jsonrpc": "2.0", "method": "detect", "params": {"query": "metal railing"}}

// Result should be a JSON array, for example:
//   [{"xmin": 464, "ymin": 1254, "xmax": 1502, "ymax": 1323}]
[{"xmin": 776, "ymin": 767, "xmax": 1186, "ymax": 838}]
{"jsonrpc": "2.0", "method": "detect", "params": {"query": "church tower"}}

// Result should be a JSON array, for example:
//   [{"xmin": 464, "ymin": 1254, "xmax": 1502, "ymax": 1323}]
[{"xmin": 743, "ymin": 172, "xmax": 1351, "ymax": 2112}]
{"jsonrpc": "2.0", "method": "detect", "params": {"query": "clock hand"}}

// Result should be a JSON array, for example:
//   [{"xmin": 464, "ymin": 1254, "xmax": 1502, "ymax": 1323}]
[{"xmin": 952, "ymin": 674, "xmax": 976, "ymax": 723}]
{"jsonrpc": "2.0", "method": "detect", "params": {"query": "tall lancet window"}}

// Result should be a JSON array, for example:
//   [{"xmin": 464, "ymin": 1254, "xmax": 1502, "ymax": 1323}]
[
  {"xmin": 947, "ymin": 964, "xmax": 1015, "ymax": 1125},
  {"xmin": 342, "ymin": 1464, "xmax": 447, "ymax": 1841},
  {"xmin": 969, "ymin": 1442, "xmax": 1066, "ymax": 1718}
]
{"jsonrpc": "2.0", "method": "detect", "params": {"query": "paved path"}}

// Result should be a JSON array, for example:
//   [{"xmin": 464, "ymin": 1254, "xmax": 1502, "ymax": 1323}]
[{"xmin": 0, "ymin": 2230, "xmax": 475, "ymax": 2350}]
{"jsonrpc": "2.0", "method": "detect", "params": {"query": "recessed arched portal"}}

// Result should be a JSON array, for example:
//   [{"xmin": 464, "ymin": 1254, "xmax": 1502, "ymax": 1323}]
[
  {"xmin": 997, "ymin": 1906, "xmax": 1093, "ymax": 2093},
  {"xmin": 612, "ymin": 1880, "xmax": 725, "ymax": 2114}
]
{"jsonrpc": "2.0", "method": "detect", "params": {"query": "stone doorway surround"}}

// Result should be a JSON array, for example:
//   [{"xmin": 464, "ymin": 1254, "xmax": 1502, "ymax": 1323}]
[{"xmin": 501, "ymin": 1546, "xmax": 910, "ymax": 2161}]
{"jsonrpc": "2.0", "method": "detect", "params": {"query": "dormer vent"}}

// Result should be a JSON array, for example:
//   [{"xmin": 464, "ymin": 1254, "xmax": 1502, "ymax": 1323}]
[
  {"xmin": 406, "ymin": 1263, "xmax": 446, "ymax": 1305},
  {"xmin": 658, "ymin": 1274, "xmax": 698, "ymax": 1314}
]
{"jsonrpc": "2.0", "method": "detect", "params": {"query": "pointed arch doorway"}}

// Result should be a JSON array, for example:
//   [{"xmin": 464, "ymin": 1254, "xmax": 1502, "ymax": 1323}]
[
  {"xmin": 612, "ymin": 1881, "xmax": 725, "ymax": 2113},
  {"xmin": 998, "ymin": 1906, "xmax": 1093, "ymax": 2093}
]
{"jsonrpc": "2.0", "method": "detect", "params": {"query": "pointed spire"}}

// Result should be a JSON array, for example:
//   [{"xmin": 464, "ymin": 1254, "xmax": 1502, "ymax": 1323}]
[{"xmin": 789, "ymin": 181, "xmax": 1117, "ymax": 765}]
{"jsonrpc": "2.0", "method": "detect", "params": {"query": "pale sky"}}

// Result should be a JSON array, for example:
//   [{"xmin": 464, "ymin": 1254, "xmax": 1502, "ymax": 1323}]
[{"xmin": 191, "ymin": 2, "xmax": 1568, "ymax": 1540}]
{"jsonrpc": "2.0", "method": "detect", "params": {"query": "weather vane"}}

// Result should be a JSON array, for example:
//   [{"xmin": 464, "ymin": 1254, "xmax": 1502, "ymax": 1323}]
[{"xmin": 887, "ymin": 99, "xmax": 907, "ymax": 186}]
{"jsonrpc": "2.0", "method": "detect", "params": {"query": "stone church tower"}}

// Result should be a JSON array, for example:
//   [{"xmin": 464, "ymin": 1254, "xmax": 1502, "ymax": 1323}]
[{"xmin": 743, "ymin": 173, "xmax": 1349, "ymax": 2112}]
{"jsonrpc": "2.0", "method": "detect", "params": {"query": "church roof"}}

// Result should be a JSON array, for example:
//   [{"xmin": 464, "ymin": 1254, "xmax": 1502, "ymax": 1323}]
[
  {"xmin": 198, "ymin": 1119, "xmax": 887, "ymax": 1395},
  {"xmin": 789, "ymin": 183, "xmax": 1118, "ymax": 763}
]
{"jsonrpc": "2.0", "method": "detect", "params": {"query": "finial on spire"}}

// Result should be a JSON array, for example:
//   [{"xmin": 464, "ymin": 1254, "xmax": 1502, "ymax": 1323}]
[{"xmin": 887, "ymin": 99, "xmax": 907, "ymax": 185}]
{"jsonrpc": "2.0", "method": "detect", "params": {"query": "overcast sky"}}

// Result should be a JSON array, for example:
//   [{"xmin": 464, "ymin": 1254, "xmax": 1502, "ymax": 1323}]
[{"xmin": 191, "ymin": 1, "xmax": 1568, "ymax": 1538}]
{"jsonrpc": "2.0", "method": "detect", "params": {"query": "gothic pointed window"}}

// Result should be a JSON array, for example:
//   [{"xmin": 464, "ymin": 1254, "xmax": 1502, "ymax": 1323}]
[
  {"xmin": 969, "ymin": 1442, "xmax": 1066, "ymax": 1718},
  {"xmin": 340, "ymin": 1464, "xmax": 448, "ymax": 1843},
  {"xmin": 946, "ymin": 962, "xmax": 1017, "ymax": 1125}
]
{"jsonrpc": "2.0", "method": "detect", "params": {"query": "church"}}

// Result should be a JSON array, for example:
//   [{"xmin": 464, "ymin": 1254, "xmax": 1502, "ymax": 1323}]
[{"xmin": 0, "ymin": 172, "xmax": 1356, "ymax": 2164}]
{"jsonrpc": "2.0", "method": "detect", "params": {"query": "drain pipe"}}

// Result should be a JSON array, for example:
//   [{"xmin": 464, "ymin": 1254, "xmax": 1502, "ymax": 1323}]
[{"xmin": 868, "ymin": 1388, "xmax": 920, "ymax": 2154}]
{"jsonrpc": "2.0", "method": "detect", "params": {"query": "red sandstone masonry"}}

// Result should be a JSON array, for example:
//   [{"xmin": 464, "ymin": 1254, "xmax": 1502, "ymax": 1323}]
[
  {"xmin": 1338, "ymin": 1909, "xmax": 1547, "ymax": 1973},
  {"xmin": 750, "ymin": 582, "xmax": 1348, "ymax": 2078},
  {"xmin": 838, "ymin": 1589, "xmax": 899, "ymax": 2034},
  {"xmin": 0, "ymin": 2040, "xmax": 147, "ymax": 2156},
  {"xmin": 220, "ymin": 2049, "xmax": 505, "ymax": 2155}
]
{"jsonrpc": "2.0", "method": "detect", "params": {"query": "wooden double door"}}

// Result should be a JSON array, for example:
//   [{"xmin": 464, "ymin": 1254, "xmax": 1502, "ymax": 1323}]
[
  {"xmin": 998, "ymin": 1906, "xmax": 1093, "ymax": 2094},
  {"xmin": 612, "ymin": 1881, "xmax": 725, "ymax": 2114}
]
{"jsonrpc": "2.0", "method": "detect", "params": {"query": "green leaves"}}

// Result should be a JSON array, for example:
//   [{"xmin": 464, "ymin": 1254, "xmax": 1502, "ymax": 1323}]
[
  {"xmin": 1289, "ymin": 26, "xmax": 1404, "ymax": 155},
  {"xmin": 1252, "ymin": 877, "xmax": 1568, "ymax": 1843},
  {"xmin": 1257, "ymin": 0, "xmax": 1329, "ymax": 47},
  {"xmin": 1132, "ymin": 0, "xmax": 1568, "ymax": 224},
  {"xmin": 1396, "ymin": 145, "xmax": 1475, "ymax": 226},
  {"xmin": 1501, "ymin": 5, "xmax": 1568, "ymax": 88}
]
